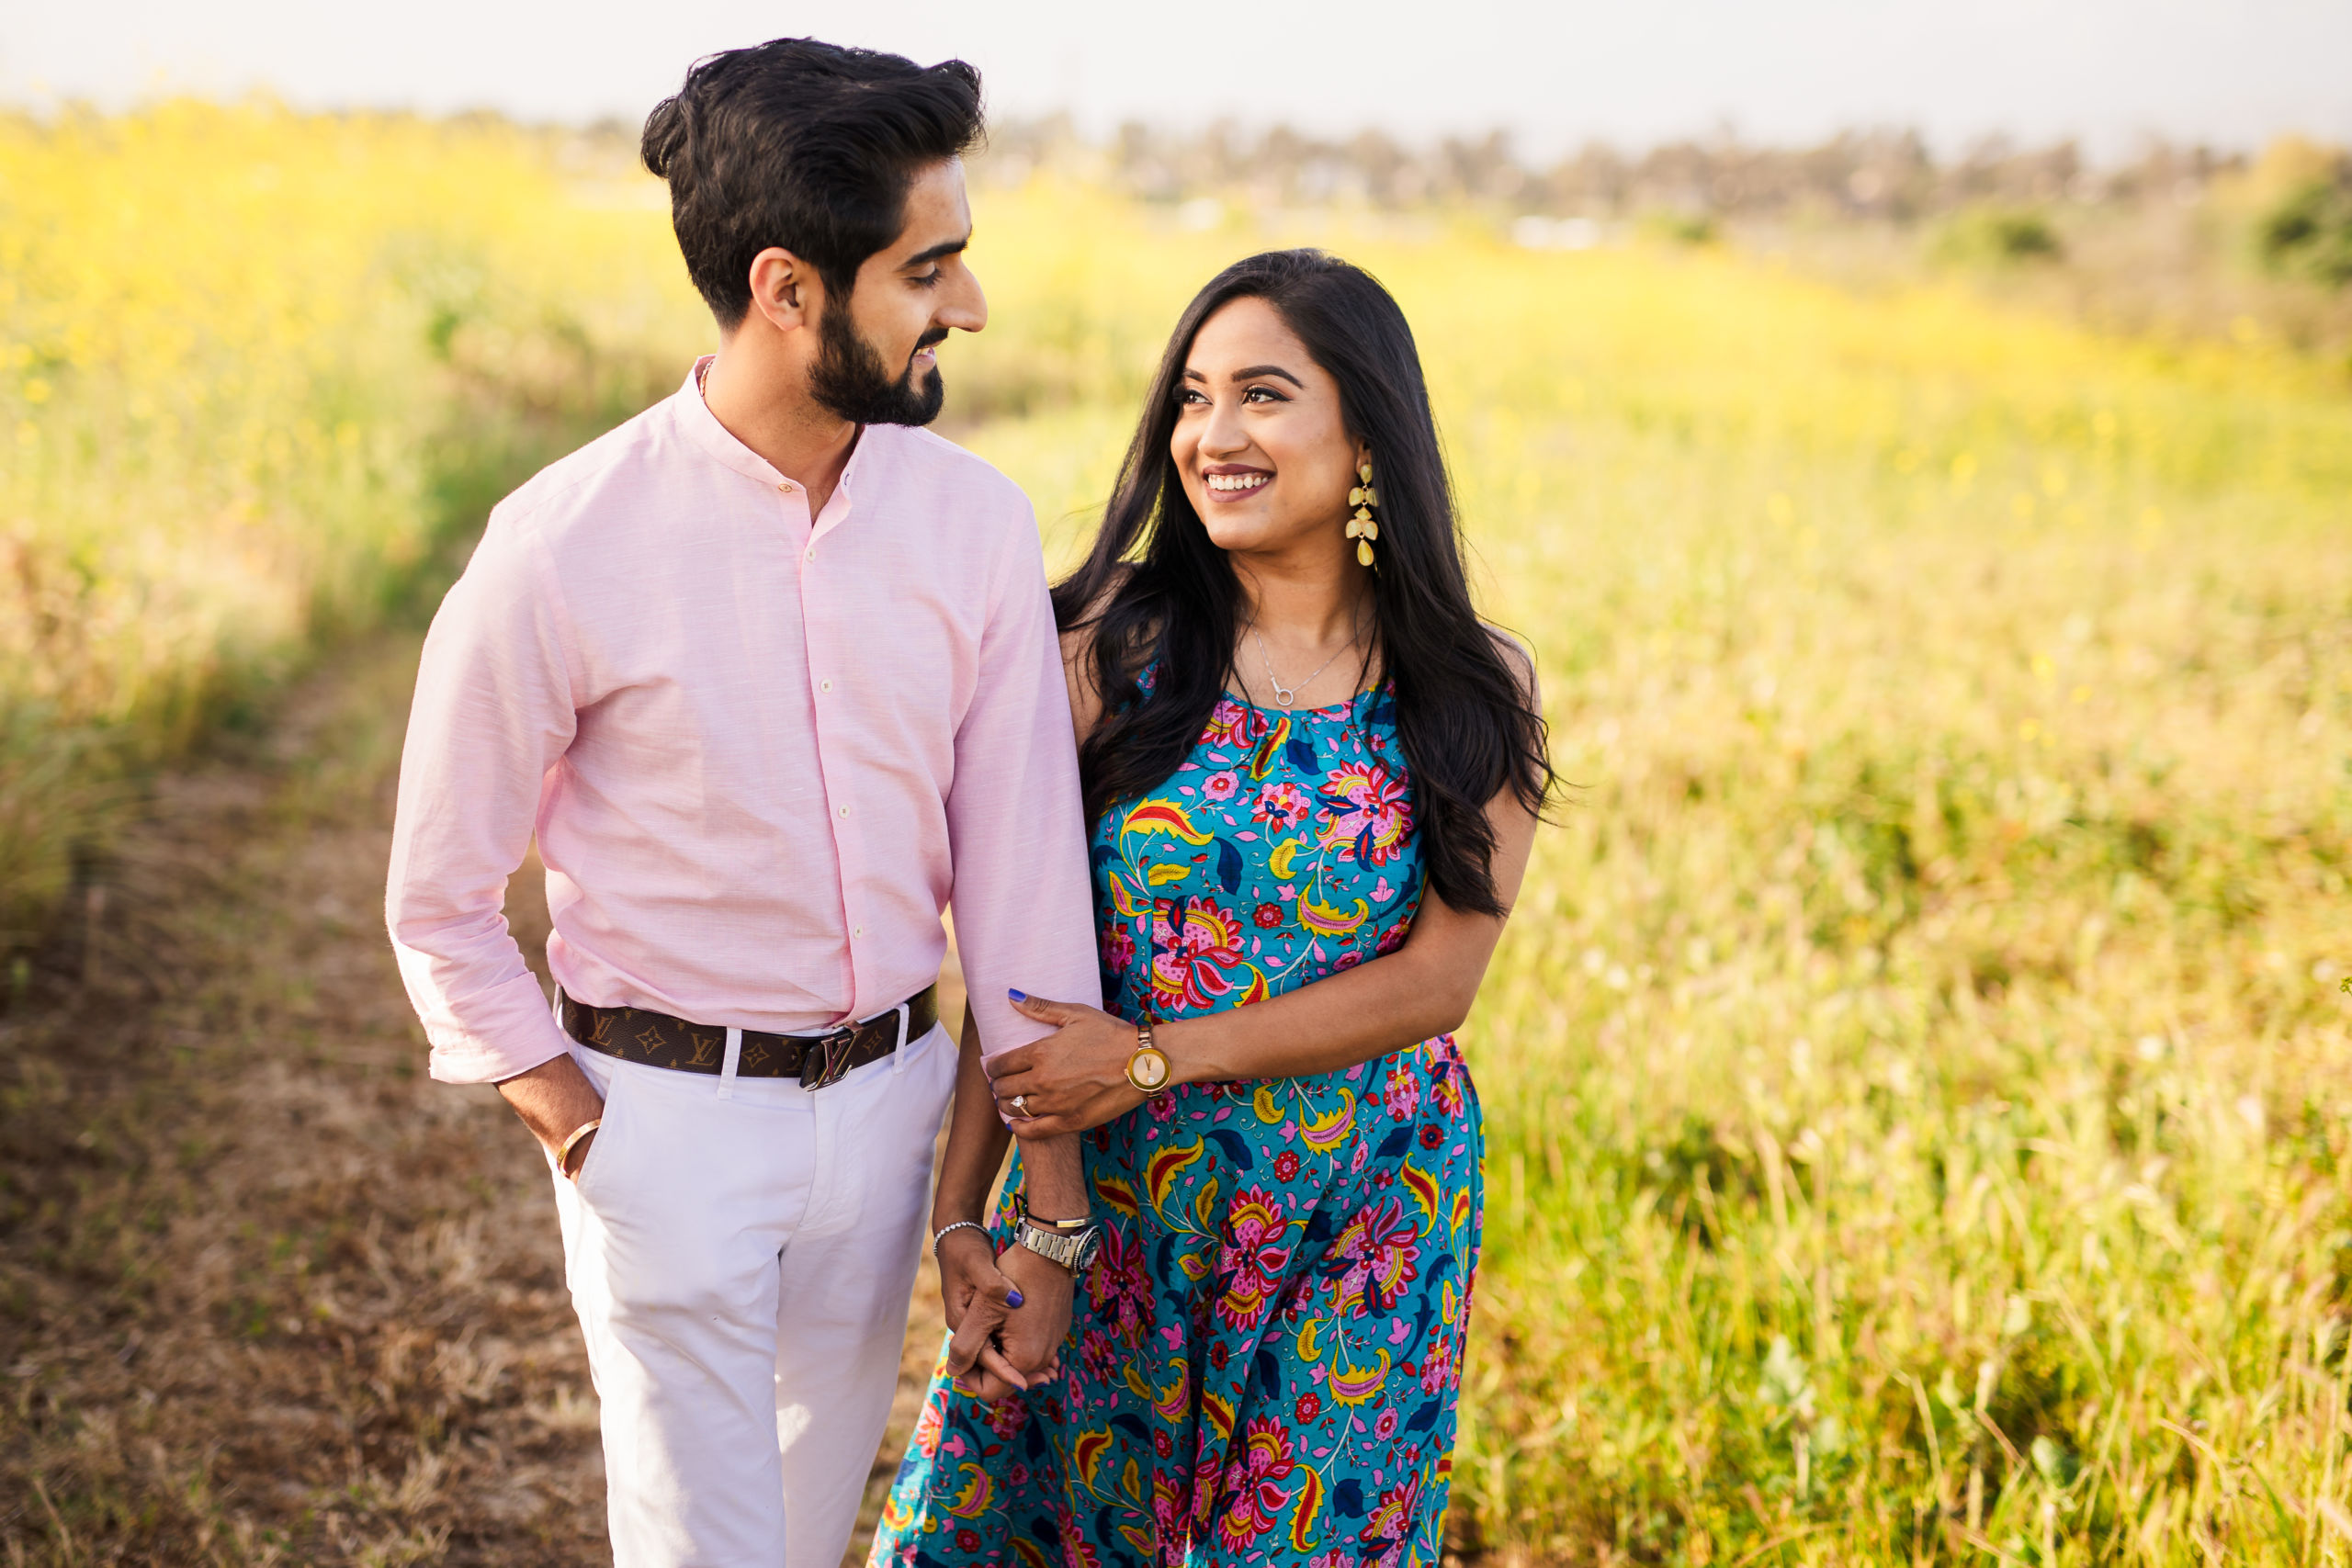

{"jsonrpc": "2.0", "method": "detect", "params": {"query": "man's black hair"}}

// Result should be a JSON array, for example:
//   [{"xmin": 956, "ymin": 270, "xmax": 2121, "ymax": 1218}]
[{"xmin": 641, "ymin": 38, "xmax": 983, "ymax": 330}]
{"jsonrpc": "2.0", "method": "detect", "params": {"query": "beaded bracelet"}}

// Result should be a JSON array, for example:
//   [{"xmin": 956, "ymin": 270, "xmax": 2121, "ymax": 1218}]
[{"xmin": 932, "ymin": 1220, "xmax": 989, "ymax": 1256}]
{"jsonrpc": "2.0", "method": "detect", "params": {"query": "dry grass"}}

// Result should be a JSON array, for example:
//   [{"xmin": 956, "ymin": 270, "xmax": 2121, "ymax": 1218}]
[
  {"xmin": 5, "ymin": 113, "xmax": 2351, "ymax": 1567},
  {"xmin": 0, "ymin": 635, "xmax": 955, "ymax": 1563}
]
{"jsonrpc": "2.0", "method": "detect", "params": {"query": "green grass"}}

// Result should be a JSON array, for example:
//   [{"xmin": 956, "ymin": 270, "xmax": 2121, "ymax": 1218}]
[
  {"xmin": 6, "ymin": 118, "xmax": 2350, "ymax": 1562},
  {"xmin": 963, "ymin": 188, "xmax": 2352, "ymax": 1563}
]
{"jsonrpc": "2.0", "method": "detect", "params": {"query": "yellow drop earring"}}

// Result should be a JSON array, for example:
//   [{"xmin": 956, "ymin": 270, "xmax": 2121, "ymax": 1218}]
[{"xmin": 1346, "ymin": 461, "xmax": 1380, "ymax": 568}]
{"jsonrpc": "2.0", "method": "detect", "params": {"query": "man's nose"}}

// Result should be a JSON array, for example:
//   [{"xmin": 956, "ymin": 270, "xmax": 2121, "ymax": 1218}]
[{"xmin": 940, "ymin": 266, "xmax": 986, "ymax": 334}]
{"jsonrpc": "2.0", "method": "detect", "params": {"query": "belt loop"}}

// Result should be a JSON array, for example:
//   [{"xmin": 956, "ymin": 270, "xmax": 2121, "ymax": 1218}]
[
  {"xmin": 890, "ymin": 1001, "xmax": 913, "ymax": 1075},
  {"xmin": 718, "ymin": 1026, "xmax": 743, "ymax": 1100}
]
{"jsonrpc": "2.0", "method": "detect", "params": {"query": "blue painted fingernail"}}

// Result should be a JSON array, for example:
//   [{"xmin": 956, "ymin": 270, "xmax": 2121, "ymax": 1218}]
[
  {"xmin": 1008, "ymin": 988, "xmax": 1027, "ymax": 1002},
  {"xmin": 1006, "ymin": 1289, "xmax": 1024, "ymax": 1308}
]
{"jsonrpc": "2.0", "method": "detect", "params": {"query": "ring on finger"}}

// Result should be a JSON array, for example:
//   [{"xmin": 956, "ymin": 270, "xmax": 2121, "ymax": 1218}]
[{"xmin": 1012, "ymin": 1093, "xmax": 1030, "ymax": 1117}]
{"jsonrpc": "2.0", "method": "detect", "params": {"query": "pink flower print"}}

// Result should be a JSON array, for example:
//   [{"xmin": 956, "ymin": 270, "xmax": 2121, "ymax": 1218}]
[
  {"xmin": 1204, "ymin": 698, "xmax": 1261, "ymax": 747},
  {"xmin": 1057, "ymin": 1503, "xmax": 1103, "ymax": 1568},
  {"xmin": 1101, "ymin": 921, "xmax": 1136, "ymax": 972},
  {"xmin": 1151, "ymin": 1471, "xmax": 1190, "ymax": 1552},
  {"xmin": 1203, "ymin": 770, "xmax": 1240, "ymax": 803},
  {"xmin": 983, "ymin": 1392, "xmax": 1030, "ymax": 1439},
  {"xmin": 1087, "ymin": 1223, "xmax": 1155, "ymax": 1347},
  {"xmin": 1215, "ymin": 1417, "xmax": 1298, "ymax": 1552},
  {"xmin": 1428, "ymin": 1058, "xmax": 1464, "ymax": 1118},
  {"xmin": 1149, "ymin": 897, "xmax": 1245, "ymax": 1012},
  {"xmin": 1251, "ymin": 780, "xmax": 1313, "ymax": 831},
  {"xmin": 1317, "ymin": 761, "xmax": 1413, "ymax": 867},
  {"xmin": 1374, "ymin": 1406, "xmax": 1400, "ymax": 1440},
  {"xmin": 1419, "ymin": 1327, "xmax": 1457, "ymax": 1395},
  {"xmin": 1336, "ymin": 1195, "xmax": 1422, "ymax": 1317},
  {"xmin": 1358, "ymin": 1476, "xmax": 1422, "ymax": 1568},
  {"xmin": 911, "ymin": 1393, "xmax": 945, "ymax": 1457},
  {"xmin": 1375, "ymin": 916, "xmax": 1412, "ymax": 955},
  {"xmin": 1213, "ymin": 1186, "xmax": 1294, "ymax": 1331},
  {"xmin": 1382, "ymin": 1061, "xmax": 1420, "ymax": 1122},
  {"xmin": 1079, "ymin": 1324, "xmax": 1121, "ymax": 1387}
]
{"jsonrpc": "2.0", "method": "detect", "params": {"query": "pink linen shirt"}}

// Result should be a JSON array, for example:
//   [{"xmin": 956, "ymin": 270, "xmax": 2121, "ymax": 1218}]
[{"xmin": 386, "ymin": 359, "xmax": 1101, "ymax": 1085}]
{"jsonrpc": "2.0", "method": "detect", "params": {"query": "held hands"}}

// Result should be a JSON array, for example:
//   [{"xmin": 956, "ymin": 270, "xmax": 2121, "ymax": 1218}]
[
  {"xmin": 986, "ymin": 992, "xmax": 1157, "ymax": 1136},
  {"xmin": 936, "ymin": 1229, "xmax": 1058, "ymax": 1401}
]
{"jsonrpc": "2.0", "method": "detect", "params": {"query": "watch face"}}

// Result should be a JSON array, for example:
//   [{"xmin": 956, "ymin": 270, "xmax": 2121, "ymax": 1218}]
[{"xmin": 1132, "ymin": 1047, "xmax": 1170, "ymax": 1089}]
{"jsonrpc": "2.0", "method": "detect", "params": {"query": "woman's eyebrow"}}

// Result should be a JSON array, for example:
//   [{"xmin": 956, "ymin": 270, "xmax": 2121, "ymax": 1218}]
[{"xmin": 1230, "ymin": 364, "xmax": 1305, "ymax": 387}]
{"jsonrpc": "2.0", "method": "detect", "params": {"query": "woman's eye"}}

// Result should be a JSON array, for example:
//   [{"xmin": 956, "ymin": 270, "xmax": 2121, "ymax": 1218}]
[
  {"xmin": 1179, "ymin": 389, "xmax": 1207, "ymax": 406},
  {"xmin": 1243, "ymin": 386, "xmax": 1285, "ymax": 403}
]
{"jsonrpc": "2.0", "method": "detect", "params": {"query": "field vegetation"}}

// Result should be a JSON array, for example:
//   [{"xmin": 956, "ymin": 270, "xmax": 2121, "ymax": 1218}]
[
  {"xmin": 0, "ymin": 102, "xmax": 695, "ymax": 943},
  {"xmin": 4, "ymin": 104, "xmax": 2351, "ymax": 1564}
]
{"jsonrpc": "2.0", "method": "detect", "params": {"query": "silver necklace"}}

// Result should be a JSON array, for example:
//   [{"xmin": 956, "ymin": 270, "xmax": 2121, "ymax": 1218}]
[{"xmin": 1250, "ymin": 621, "xmax": 1361, "ymax": 708}]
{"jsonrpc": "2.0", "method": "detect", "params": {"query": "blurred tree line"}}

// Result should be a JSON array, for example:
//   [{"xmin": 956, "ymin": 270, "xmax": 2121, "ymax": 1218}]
[{"xmin": 977, "ymin": 117, "xmax": 2247, "ymax": 223}]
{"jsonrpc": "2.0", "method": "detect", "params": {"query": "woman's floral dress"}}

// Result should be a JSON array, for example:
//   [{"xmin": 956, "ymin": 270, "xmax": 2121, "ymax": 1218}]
[{"xmin": 872, "ymin": 679, "xmax": 1483, "ymax": 1568}]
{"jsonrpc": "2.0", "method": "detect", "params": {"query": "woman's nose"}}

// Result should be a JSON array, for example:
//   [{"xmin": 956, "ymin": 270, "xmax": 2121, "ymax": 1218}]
[{"xmin": 1199, "ymin": 400, "xmax": 1249, "ymax": 456}]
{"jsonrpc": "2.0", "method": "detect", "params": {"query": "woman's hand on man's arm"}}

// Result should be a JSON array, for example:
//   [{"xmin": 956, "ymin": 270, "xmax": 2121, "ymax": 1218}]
[{"xmin": 989, "ymin": 741, "xmax": 1543, "ymax": 1137}]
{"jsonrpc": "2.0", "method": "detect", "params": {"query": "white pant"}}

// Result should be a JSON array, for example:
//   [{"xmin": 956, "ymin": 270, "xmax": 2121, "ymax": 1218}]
[{"xmin": 551, "ymin": 1017, "xmax": 956, "ymax": 1568}]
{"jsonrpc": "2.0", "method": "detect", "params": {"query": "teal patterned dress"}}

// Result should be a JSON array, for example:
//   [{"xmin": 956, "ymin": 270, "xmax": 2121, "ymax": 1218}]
[{"xmin": 872, "ymin": 676, "xmax": 1483, "ymax": 1568}]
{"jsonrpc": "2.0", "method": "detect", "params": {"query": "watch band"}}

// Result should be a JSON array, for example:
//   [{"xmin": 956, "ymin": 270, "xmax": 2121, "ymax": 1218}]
[
  {"xmin": 1014, "ymin": 1217, "xmax": 1101, "ymax": 1273},
  {"xmin": 1125, "ymin": 1015, "xmax": 1172, "ymax": 1096}
]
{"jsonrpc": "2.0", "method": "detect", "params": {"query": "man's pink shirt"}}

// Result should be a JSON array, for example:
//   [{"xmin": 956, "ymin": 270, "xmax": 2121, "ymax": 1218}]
[{"xmin": 386, "ymin": 360, "xmax": 1101, "ymax": 1084}]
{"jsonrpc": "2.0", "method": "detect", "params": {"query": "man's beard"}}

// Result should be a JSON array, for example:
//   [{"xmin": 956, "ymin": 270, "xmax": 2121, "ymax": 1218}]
[{"xmin": 808, "ymin": 306, "xmax": 946, "ymax": 426}]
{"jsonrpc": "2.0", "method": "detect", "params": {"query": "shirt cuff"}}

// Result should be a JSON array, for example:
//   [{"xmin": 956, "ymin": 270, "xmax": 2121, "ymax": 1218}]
[{"xmin": 421, "ymin": 973, "xmax": 577, "ymax": 1085}]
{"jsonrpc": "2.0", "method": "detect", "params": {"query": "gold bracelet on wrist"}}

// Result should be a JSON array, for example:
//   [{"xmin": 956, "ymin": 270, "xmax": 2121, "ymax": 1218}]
[{"xmin": 557, "ymin": 1118, "xmax": 602, "ymax": 1180}]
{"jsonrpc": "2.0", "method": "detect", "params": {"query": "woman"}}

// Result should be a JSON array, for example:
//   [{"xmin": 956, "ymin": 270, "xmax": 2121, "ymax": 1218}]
[{"xmin": 873, "ymin": 249, "xmax": 1551, "ymax": 1568}]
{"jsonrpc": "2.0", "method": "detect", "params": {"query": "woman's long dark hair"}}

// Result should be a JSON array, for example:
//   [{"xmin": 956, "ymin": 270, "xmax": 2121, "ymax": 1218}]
[{"xmin": 1052, "ymin": 249, "xmax": 1553, "ymax": 919}]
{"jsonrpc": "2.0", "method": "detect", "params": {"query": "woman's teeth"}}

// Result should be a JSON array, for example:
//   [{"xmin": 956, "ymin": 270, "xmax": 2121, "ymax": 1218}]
[{"xmin": 1207, "ymin": 473, "xmax": 1269, "ymax": 492}]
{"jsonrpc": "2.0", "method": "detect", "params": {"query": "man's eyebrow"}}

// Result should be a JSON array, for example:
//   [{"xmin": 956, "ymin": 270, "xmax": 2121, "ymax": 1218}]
[{"xmin": 901, "ymin": 234, "xmax": 970, "ymax": 268}]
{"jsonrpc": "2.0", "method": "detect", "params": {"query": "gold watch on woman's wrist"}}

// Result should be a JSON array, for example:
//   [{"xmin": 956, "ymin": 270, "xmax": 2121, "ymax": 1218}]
[{"xmin": 1125, "ymin": 1015, "xmax": 1171, "ymax": 1095}]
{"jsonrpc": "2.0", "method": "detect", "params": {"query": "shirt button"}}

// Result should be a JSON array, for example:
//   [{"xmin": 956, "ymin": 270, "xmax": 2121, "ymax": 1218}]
[
  {"xmin": 820, "ymin": 679, "xmax": 833, "ymax": 693},
  {"xmin": 838, "ymin": 805, "xmax": 851, "ymax": 818},
  {"xmin": 806, "ymin": 547, "xmax": 816, "ymax": 561},
  {"xmin": 853, "ymin": 925, "xmax": 864, "ymax": 937}
]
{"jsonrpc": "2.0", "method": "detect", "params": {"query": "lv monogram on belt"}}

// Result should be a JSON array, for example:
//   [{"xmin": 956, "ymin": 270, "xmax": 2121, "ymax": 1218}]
[{"xmin": 561, "ymin": 985, "xmax": 938, "ymax": 1090}]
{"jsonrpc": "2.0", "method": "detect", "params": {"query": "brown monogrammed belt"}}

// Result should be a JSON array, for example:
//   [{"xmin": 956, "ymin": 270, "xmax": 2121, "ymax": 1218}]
[{"xmin": 560, "ymin": 986, "xmax": 937, "ymax": 1090}]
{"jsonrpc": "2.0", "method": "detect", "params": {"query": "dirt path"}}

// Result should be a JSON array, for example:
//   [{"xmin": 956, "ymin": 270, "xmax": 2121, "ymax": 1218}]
[{"xmin": 0, "ymin": 631, "xmax": 954, "ymax": 1566}]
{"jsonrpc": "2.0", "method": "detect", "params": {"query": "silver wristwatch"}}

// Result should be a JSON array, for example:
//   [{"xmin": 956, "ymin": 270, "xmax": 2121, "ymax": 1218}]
[{"xmin": 1013, "ymin": 1216, "xmax": 1102, "ymax": 1274}]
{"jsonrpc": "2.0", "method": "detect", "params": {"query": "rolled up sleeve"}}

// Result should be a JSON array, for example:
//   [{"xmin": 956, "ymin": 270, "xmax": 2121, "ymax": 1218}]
[{"xmin": 385, "ymin": 511, "xmax": 580, "ymax": 1084}]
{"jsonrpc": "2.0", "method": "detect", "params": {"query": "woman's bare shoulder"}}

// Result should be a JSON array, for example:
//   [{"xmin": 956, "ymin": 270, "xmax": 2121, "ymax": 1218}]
[{"xmin": 1481, "ymin": 621, "xmax": 1540, "ymax": 705}]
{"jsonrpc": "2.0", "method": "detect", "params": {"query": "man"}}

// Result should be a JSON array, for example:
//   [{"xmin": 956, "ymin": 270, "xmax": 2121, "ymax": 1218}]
[{"xmin": 384, "ymin": 39, "xmax": 1101, "ymax": 1568}]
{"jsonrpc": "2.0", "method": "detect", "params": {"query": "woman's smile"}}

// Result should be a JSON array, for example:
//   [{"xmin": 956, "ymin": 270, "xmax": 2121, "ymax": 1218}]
[{"xmin": 1204, "ymin": 465, "xmax": 1272, "ymax": 499}]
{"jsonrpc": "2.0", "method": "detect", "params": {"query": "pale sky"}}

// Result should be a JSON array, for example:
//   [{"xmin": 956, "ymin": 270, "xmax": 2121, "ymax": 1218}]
[{"xmin": 6, "ymin": 0, "xmax": 2347, "ymax": 158}]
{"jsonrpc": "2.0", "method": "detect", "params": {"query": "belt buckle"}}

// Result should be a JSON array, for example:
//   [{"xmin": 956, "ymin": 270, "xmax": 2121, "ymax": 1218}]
[{"xmin": 800, "ymin": 1024, "xmax": 859, "ymax": 1091}]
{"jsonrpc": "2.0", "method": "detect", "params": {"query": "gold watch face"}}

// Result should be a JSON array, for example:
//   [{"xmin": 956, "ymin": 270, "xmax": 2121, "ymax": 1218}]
[{"xmin": 1128, "ymin": 1045, "xmax": 1170, "ymax": 1091}]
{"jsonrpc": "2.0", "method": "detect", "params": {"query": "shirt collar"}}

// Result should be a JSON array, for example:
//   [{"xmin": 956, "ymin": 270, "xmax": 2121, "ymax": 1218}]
[{"xmin": 671, "ymin": 355, "xmax": 876, "ymax": 538}]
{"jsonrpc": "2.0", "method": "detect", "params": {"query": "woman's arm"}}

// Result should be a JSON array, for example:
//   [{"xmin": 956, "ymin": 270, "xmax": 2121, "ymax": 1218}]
[
  {"xmin": 989, "ymin": 750, "xmax": 1541, "ymax": 1136},
  {"xmin": 932, "ymin": 1007, "xmax": 1041, "ymax": 1398},
  {"xmin": 989, "ymin": 627, "xmax": 1544, "ymax": 1135}
]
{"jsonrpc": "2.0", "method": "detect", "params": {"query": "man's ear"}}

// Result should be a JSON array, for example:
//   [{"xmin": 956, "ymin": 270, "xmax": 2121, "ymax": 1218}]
[{"xmin": 744, "ymin": 246, "xmax": 820, "ymax": 336}]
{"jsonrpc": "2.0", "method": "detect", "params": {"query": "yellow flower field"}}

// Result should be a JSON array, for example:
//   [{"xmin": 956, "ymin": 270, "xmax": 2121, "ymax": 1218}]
[
  {"xmin": 5, "ymin": 105, "xmax": 2350, "ymax": 1562},
  {"xmin": 0, "ymin": 102, "xmax": 695, "ymax": 935}
]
